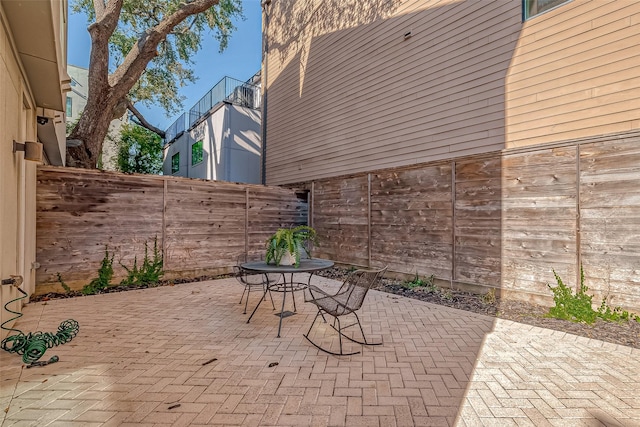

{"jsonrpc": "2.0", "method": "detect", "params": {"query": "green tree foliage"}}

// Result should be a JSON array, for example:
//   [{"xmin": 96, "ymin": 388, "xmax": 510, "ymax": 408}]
[
  {"xmin": 117, "ymin": 123, "xmax": 163, "ymax": 174},
  {"xmin": 68, "ymin": 0, "xmax": 242, "ymax": 168},
  {"xmin": 73, "ymin": 0, "xmax": 241, "ymax": 116}
]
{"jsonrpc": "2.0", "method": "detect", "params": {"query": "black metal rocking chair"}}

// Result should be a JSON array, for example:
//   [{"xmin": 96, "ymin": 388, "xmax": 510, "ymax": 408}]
[
  {"xmin": 234, "ymin": 254, "xmax": 279, "ymax": 314},
  {"xmin": 303, "ymin": 266, "xmax": 387, "ymax": 355}
]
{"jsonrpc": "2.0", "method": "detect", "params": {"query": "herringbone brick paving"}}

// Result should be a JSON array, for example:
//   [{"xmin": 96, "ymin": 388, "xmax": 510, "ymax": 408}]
[{"xmin": 1, "ymin": 276, "xmax": 639, "ymax": 426}]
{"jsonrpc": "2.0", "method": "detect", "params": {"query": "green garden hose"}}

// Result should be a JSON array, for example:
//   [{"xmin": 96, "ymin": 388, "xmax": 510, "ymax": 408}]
[{"xmin": 1, "ymin": 285, "xmax": 79, "ymax": 364}]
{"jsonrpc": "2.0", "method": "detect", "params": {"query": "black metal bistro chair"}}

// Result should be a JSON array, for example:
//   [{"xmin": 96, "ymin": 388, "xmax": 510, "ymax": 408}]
[
  {"xmin": 234, "ymin": 255, "xmax": 280, "ymax": 314},
  {"xmin": 303, "ymin": 266, "xmax": 387, "ymax": 355}
]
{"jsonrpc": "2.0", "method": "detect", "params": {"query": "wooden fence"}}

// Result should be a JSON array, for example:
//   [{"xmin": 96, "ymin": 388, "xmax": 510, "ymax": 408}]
[
  {"xmin": 36, "ymin": 132, "xmax": 640, "ymax": 311},
  {"xmin": 36, "ymin": 167, "xmax": 307, "ymax": 294},
  {"xmin": 308, "ymin": 131, "xmax": 640, "ymax": 311}
]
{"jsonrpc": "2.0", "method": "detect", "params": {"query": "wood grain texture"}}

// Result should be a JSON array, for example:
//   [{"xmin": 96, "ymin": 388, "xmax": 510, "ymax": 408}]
[
  {"xmin": 36, "ymin": 168, "xmax": 164, "ymax": 287},
  {"xmin": 36, "ymin": 167, "xmax": 307, "ymax": 292},
  {"xmin": 500, "ymin": 146, "xmax": 578, "ymax": 298},
  {"xmin": 370, "ymin": 165, "xmax": 453, "ymax": 278},
  {"xmin": 312, "ymin": 176, "xmax": 369, "ymax": 266},
  {"xmin": 36, "ymin": 130, "xmax": 640, "ymax": 311},
  {"xmin": 579, "ymin": 139, "xmax": 640, "ymax": 310},
  {"xmin": 455, "ymin": 156, "xmax": 501, "ymax": 285},
  {"xmin": 303, "ymin": 131, "xmax": 640, "ymax": 311}
]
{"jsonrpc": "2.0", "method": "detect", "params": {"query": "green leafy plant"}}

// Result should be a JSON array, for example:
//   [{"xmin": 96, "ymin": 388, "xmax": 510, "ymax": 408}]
[
  {"xmin": 597, "ymin": 297, "xmax": 640, "ymax": 322},
  {"xmin": 482, "ymin": 288, "xmax": 497, "ymax": 305},
  {"xmin": 265, "ymin": 226, "xmax": 318, "ymax": 267},
  {"xmin": 440, "ymin": 289, "xmax": 454, "ymax": 301},
  {"xmin": 547, "ymin": 266, "xmax": 639, "ymax": 324},
  {"xmin": 81, "ymin": 246, "xmax": 114, "ymax": 295},
  {"xmin": 405, "ymin": 273, "xmax": 436, "ymax": 291},
  {"xmin": 56, "ymin": 273, "xmax": 72, "ymax": 294},
  {"xmin": 120, "ymin": 237, "xmax": 164, "ymax": 286}
]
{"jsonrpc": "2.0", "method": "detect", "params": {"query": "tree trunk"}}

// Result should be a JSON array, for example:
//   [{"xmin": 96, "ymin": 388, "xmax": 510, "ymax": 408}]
[
  {"xmin": 66, "ymin": 0, "xmax": 220, "ymax": 168},
  {"xmin": 67, "ymin": 90, "xmax": 117, "ymax": 169}
]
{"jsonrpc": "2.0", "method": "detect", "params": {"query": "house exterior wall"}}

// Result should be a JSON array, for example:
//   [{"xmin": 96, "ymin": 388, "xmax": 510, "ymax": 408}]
[
  {"xmin": 264, "ymin": 0, "xmax": 640, "ymax": 309},
  {"xmin": 66, "ymin": 65, "xmax": 88, "ymax": 122},
  {"xmin": 506, "ymin": 0, "xmax": 640, "ymax": 148},
  {"xmin": 263, "ymin": 0, "xmax": 640, "ymax": 185},
  {"xmin": 0, "ymin": 0, "xmax": 67, "ymax": 339},
  {"xmin": 163, "ymin": 103, "xmax": 262, "ymax": 184}
]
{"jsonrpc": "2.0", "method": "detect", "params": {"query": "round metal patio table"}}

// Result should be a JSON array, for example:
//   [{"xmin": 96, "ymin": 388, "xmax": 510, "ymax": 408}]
[{"xmin": 241, "ymin": 258, "xmax": 334, "ymax": 338}]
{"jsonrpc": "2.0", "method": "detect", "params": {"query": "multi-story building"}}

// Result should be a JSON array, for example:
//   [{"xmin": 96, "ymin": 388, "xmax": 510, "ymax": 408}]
[{"xmin": 163, "ymin": 73, "xmax": 262, "ymax": 183}]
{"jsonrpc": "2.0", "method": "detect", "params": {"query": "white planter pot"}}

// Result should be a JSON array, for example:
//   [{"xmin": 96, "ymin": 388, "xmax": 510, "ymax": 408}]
[{"xmin": 279, "ymin": 251, "xmax": 296, "ymax": 266}]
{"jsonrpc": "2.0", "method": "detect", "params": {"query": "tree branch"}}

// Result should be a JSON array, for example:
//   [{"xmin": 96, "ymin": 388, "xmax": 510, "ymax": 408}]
[
  {"xmin": 109, "ymin": 0, "xmax": 219, "ymax": 100},
  {"xmin": 93, "ymin": 0, "xmax": 105, "ymax": 19},
  {"xmin": 126, "ymin": 99, "xmax": 166, "ymax": 139},
  {"xmin": 88, "ymin": 0, "xmax": 124, "ymax": 95}
]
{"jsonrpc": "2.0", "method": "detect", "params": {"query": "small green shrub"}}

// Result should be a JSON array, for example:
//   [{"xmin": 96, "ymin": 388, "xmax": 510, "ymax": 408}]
[
  {"xmin": 547, "ymin": 266, "xmax": 639, "ymax": 324},
  {"xmin": 405, "ymin": 273, "xmax": 436, "ymax": 291},
  {"xmin": 120, "ymin": 237, "xmax": 163, "ymax": 287},
  {"xmin": 440, "ymin": 289, "xmax": 454, "ymax": 301},
  {"xmin": 598, "ymin": 298, "xmax": 640, "ymax": 322},
  {"xmin": 482, "ymin": 288, "xmax": 497, "ymax": 305},
  {"xmin": 56, "ymin": 273, "xmax": 72, "ymax": 294},
  {"xmin": 81, "ymin": 247, "xmax": 114, "ymax": 295}
]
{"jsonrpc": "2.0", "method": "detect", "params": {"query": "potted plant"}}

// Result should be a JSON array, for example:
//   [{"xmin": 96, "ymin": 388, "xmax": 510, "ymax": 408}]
[{"xmin": 265, "ymin": 225, "xmax": 317, "ymax": 267}]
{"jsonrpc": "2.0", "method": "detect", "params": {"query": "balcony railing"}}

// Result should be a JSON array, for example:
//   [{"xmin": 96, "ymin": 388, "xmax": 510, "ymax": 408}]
[
  {"xmin": 187, "ymin": 76, "xmax": 260, "ymax": 128},
  {"xmin": 163, "ymin": 76, "xmax": 261, "ymax": 145},
  {"xmin": 164, "ymin": 113, "xmax": 186, "ymax": 145}
]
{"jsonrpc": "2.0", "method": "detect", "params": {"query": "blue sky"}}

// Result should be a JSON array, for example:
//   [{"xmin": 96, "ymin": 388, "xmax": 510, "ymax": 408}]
[{"xmin": 67, "ymin": 0, "xmax": 262, "ymax": 131}]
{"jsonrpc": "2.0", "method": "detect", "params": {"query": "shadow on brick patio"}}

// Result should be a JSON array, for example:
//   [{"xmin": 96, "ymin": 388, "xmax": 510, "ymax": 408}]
[{"xmin": 1, "ymin": 275, "xmax": 639, "ymax": 426}]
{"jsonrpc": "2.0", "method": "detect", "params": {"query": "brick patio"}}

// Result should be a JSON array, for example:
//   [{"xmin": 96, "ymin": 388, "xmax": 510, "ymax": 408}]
[{"xmin": 1, "ymin": 275, "xmax": 639, "ymax": 426}]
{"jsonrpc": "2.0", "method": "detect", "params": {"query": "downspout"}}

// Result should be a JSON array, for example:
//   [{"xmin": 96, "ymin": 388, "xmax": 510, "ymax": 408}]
[{"xmin": 261, "ymin": 0, "xmax": 271, "ymax": 185}]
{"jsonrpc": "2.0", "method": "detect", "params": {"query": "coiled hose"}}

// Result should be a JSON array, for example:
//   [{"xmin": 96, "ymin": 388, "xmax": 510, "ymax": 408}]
[{"xmin": 1, "ymin": 285, "xmax": 79, "ymax": 364}]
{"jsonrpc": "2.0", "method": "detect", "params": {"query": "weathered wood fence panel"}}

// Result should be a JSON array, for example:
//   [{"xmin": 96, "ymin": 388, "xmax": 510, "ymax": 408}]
[
  {"xmin": 454, "ymin": 157, "xmax": 502, "ymax": 286},
  {"xmin": 580, "ymin": 139, "xmax": 640, "ymax": 310},
  {"xmin": 371, "ymin": 165, "xmax": 453, "ymax": 278},
  {"xmin": 312, "ymin": 176, "xmax": 369, "ymax": 266},
  {"xmin": 501, "ymin": 147, "xmax": 578, "ymax": 300},
  {"xmin": 37, "ymin": 168, "xmax": 164, "ymax": 289},
  {"xmin": 248, "ymin": 186, "xmax": 309, "ymax": 254},
  {"xmin": 36, "ymin": 167, "xmax": 307, "ymax": 293},
  {"xmin": 36, "ymin": 132, "xmax": 640, "ymax": 310},
  {"xmin": 307, "ymin": 131, "xmax": 640, "ymax": 311},
  {"xmin": 164, "ymin": 179, "xmax": 247, "ymax": 271}
]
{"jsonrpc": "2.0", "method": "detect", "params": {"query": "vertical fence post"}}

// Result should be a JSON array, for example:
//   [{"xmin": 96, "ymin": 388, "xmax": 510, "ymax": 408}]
[
  {"xmin": 310, "ymin": 181, "xmax": 315, "ymax": 230},
  {"xmin": 451, "ymin": 161, "xmax": 457, "ymax": 284},
  {"xmin": 245, "ymin": 187, "xmax": 250, "ymax": 256},
  {"xmin": 576, "ymin": 144, "xmax": 582, "ymax": 291},
  {"xmin": 368, "ymin": 173, "xmax": 372, "ymax": 267},
  {"xmin": 162, "ymin": 178, "xmax": 168, "ymax": 269}
]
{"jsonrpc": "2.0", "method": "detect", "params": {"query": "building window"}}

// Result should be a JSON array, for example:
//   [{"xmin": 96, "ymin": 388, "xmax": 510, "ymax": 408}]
[
  {"xmin": 171, "ymin": 153, "xmax": 180, "ymax": 174},
  {"xmin": 192, "ymin": 140, "xmax": 203, "ymax": 165},
  {"xmin": 66, "ymin": 96, "xmax": 72, "ymax": 117},
  {"xmin": 523, "ymin": 0, "xmax": 571, "ymax": 20}
]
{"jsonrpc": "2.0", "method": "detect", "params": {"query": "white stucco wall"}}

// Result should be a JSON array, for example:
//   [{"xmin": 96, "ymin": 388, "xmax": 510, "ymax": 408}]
[{"xmin": 162, "ymin": 103, "xmax": 261, "ymax": 184}]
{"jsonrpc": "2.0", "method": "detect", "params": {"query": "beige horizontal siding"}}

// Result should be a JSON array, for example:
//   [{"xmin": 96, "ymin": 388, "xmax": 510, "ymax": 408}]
[
  {"xmin": 506, "ymin": 0, "xmax": 640, "ymax": 148},
  {"xmin": 265, "ymin": 0, "xmax": 521, "ymax": 184},
  {"xmin": 265, "ymin": 0, "xmax": 640, "ymax": 184}
]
